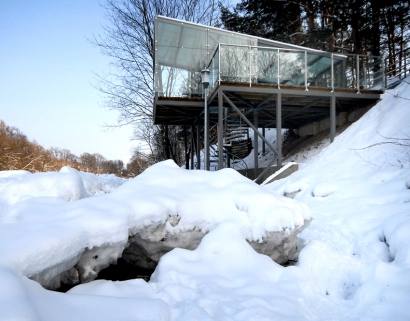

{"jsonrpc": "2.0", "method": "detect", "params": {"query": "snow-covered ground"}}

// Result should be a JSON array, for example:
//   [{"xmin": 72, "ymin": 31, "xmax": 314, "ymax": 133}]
[
  {"xmin": 1, "ymin": 78, "xmax": 410, "ymax": 321},
  {"xmin": 0, "ymin": 160, "xmax": 308, "ymax": 320}
]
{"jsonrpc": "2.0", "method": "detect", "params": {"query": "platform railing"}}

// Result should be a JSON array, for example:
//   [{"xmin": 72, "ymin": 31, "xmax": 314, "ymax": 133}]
[
  {"xmin": 207, "ymin": 43, "xmax": 385, "ymax": 94},
  {"xmin": 385, "ymin": 47, "xmax": 410, "ymax": 88}
]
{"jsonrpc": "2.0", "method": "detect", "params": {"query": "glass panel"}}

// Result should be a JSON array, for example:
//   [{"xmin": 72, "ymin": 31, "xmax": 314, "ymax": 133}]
[
  {"xmin": 334, "ymin": 55, "xmax": 356, "ymax": 89},
  {"xmin": 359, "ymin": 56, "xmax": 384, "ymax": 90},
  {"xmin": 208, "ymin": 47, "xmax": 219, "ymax": 93},
  {"xmin": 155, "ymin": 17, "xmax": 256, "ymax": 97},
  {"xmin": 279, "ymin": 50, "xmax": 305, "ymax": 86},
  {"xmin": 220, "ymin": 45, "xmax": 250, "ymax": 83},
  {"xmin": 255, "ymin": 48, "xmax": 278, "ymax": 84},
  {"xmin": 307, "ymin": 52, "xmax": 331, "ymax": 88}
]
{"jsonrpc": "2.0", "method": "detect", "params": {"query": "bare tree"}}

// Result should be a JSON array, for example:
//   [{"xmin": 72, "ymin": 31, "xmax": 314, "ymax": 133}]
[{"xmin": 95, "ymin": 0, "xmax": 220, "ymax": 162}]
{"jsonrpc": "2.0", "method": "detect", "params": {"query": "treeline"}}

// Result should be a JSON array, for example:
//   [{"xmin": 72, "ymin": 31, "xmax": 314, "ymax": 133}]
[
  {"xmin": 0, "ymin": 120, "xmax": 149, "ymax": 177},
  {"xmin": 221, "ymin": 0, "xmax": 409, "ymax": 69}
]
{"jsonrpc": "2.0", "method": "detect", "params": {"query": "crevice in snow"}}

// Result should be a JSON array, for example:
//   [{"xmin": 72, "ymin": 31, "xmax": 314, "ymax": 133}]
[{"xmin": 379, "ymin": 234, "xmax": 395, "ymax": 262}]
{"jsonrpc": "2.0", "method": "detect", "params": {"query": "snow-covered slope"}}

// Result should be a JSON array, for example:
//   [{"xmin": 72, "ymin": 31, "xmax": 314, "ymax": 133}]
[
  {"xmin": 1, "ymin": 78, "xmax": 410, "ymax": 321},
  {"xmin": 265, "ymin": 78, "xmax": 410, "ymax": 320}
]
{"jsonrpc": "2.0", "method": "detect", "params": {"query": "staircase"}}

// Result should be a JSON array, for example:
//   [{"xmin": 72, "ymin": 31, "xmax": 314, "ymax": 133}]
[{"xmin": 209, "ymin": 110, "xmax": 253, "ymax": 170}]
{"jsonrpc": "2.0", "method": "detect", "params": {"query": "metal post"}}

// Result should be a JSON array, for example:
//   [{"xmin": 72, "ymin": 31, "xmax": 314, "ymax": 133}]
[
  {"xmin": 277, "ymin": 49, "xmax": 280, "ymax": 89},
  {"xmin": 253, "ymin": 110, "xmax": 258, "ymax": 174},
  {"xmin": 330, "ymin": 94, "xmax": 336, "ymax": 142},
  {"xmin": 196, "ymin": 125, "xmax": 201, "ymax": 169},
  {"xmin": 357, "ymin": 55, "xmax": 360, "ymax": 91},
  {"xmin": 218, "ymin": 44, "xmax": 221, "ymax": 85},
  {"xmin": 190, "ymin": 125, "xmax": 194, "ymax": 169},
  {"xmin": 184, "ymin": 126, "xmax": 189, "ymax": 169},
  {"xmin": 204, "ymin": 87, "xmax": 210, "ymax": 170},
  {"xmin": 304, "ymin": 50, "xmax": 308, "ymax": 91},
  {"xmin": 249, "ymin": 46, "xmax": 252, "ymax": 87},
  {"xmin": 217, "ymin": 89, "xmax": 224, "ymax": 170},
  {"xmin": 276, "ymin": 93, "xmax": 282, "ymax": 167},
  {"xmin": 331, "ymin": 53, "xmax": 334, "ymax": 92},
  {"xmin": 262, "ymin": 127, "xmax": 266, "ymax": 155}
]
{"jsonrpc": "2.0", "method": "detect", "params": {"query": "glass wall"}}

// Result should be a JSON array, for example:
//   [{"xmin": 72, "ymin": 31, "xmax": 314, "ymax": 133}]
[
  {"xmin": 155, "ymin": 16, "xmax": 384, "ymax": 97},
  {"xmin": 154, "ymin": 16, "xmax": 255, "ymax": 97},
  {"xmin": 207, "ymin": 44, "xmax": 384, "ymax": 91}
]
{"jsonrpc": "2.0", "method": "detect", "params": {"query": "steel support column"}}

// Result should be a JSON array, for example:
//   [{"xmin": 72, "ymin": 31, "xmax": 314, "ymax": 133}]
[
  {"xmin": 276, "ymin": 92, "xmax": 282, "ymax": 167},
  {"xmin": 184, "ymin": 126, "xmax": 189, "ymax": 169},
  {"xmin": 196, "ymin": 125, "xmax": 201, "ymax": 169},
  {"xmin": 262, "ymin": 127, "xmax": 266, "ymax": 155},
  {"xmin": 253, "ymin": 110, "xmax": 259, "ymax": 173},
  {"xmin": 204, "ymin": 89, "xmax": 210, "ymax": 170},
  {"xmin": 190, "ymin": 125, "xmax": 195, "ymax": 169},
  {"xmin": 330, "ymin": 94, "xmax": 336, "ymax": 142},
  {"xmin": 217, "ymin": 89, "xmax": 224, "ymax": 169}
]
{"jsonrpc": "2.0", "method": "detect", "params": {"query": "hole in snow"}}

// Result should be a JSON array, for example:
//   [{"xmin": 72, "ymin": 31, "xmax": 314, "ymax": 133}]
[
  {"xmin": 55, "ymin": 257, "xmax": 156, "ymax": 293},
  {"xmin": 96, "ymin": 258, "xmax": 154, "ymax": 282}
]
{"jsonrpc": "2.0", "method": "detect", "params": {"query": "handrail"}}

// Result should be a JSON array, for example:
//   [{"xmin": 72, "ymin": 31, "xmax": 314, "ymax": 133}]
[
  {"xmin": 206, "ymin": 43, "xmax": 384, "ymax": 93},
  {"xmin": 210, "ymin": 42, "xmax": 381, "ymax": 60}
]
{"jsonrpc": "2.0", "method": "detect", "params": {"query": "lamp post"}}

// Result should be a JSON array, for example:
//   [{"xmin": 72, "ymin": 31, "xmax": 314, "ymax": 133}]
[{"xmin": 201, "ymin": 68, "xmax": 210, "ymax": 170}]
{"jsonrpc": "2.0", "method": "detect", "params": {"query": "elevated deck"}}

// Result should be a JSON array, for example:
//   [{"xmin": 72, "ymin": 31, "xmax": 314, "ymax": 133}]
[{"xmin": 153, "ymin": 16, "xmax": 384, "ymax": 173}]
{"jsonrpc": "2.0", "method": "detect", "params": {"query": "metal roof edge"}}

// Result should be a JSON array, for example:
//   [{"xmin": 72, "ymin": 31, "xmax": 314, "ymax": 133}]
[{"xmin": 155, "ymin": 15, "xmax": 325, "ymax": 53}]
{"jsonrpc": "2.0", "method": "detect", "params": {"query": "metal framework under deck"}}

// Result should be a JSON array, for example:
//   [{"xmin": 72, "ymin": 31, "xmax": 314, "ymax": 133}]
[{"xmin": 154, "ymin": 82, "xmax": 381, "ymax": 173}]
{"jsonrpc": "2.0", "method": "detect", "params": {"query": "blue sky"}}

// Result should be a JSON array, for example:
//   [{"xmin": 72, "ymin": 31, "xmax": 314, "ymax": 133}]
[{"xmin": 0, "ymin": 0, "xmax": 138, "ymax": 163}]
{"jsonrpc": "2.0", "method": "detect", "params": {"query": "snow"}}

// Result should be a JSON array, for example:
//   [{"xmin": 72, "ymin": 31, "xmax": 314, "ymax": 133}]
[
  {"xmin": 1, "ymin": 78, "xmax": 410, "ymax": 321},
  {"xmin": 264, "ymin": 77, "xmax": 410, "ymax": 320},
  {"xmin": 0, "ymin": 166, "xmax": 125, "ymax": 205},
  {"xmin": 0, "ymin": 160, "xmax": 308, "ymax": 320}
]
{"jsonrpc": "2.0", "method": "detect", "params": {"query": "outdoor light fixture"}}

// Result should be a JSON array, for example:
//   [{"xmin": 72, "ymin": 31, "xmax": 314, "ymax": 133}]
[
  {"xmin": 201, "ymin": 68, "xmax": 210, "ymax": 88},
  {"xmin": 201, "ymin": 68, "xmax": 210, "ymax": 170}
]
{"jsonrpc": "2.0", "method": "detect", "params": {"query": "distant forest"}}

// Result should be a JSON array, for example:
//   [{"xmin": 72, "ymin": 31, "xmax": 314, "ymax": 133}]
[{"xmin": 0, "ymin": 120, "xmax": 149, "ymax": 177}]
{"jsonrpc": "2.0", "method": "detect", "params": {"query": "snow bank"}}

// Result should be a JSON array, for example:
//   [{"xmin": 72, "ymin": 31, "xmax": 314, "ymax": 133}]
[
  {"xmin": 110, "ymin": 160, "xmax": 309, "ymax": 238},
  {"xmin": 0, "ymin": 160, "xmax": 308, "ymax": 289},
  {"xmin": 0, "ymin": 166, "xmax": 125, "ymax": 205}
]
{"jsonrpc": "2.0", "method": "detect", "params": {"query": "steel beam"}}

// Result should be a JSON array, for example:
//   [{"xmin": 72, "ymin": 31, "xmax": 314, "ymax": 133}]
[
  {"xmin": 330, "ymin": 94, "xmax": 336, "ymax": 142},
  {"xmin": 217, "ymin": 89, "xmax": 224, "ymax": 169},
  {"xmin": 215, "ymin": 84, "xmax": 381, "ymax": 99},
  {"xmin": 276, "ymin": 93, "xmax": 282, "ymax": 167}
]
